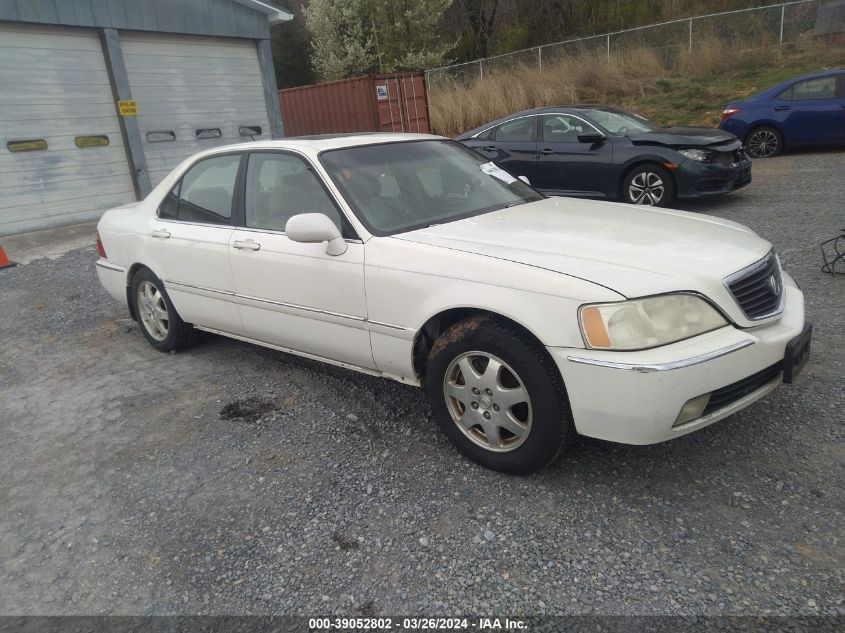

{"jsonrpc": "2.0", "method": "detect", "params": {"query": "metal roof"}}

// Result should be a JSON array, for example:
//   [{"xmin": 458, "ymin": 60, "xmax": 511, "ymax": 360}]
[
  {"xmin": 0, "ymin": 0, "xmax": 291, "ymax": 39},
  {"xmin": 234, "ymin": 0, "xmax": 293, "ymax": 24}
]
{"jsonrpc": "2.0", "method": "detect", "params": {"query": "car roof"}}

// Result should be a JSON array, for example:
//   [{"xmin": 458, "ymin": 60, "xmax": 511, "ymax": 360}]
[{"xmin": 198, "ymin": 132, "xmax": 445, "ymax": 155}]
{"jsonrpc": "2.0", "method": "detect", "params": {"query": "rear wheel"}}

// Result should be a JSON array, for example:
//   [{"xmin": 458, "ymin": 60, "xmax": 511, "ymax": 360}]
[
  {"xmin": 130, "ymin": 268, "xmax": 202, "ymax": 352},
  {"xmin": 745, "ymin": 125, "xmax": 783, "ymax": 158},
  {"xmin": 425, "ymin": 315, "xmax": 573, "ymax": 473},
  {"xmin": 622, "ymin": 164, "xmax": 674, "ymax": 207}
]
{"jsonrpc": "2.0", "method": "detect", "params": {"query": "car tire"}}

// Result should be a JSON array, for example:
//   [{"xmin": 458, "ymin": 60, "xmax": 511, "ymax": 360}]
[
  {"xmin": 622, "ymin": 164, "xmax": 675, "ymax": 207},
  {"xmin": 425, "ymin": 314, "xmax": 574, "ymax": 474},
  {"xmin": 130, "ymin": 267, "xmax": 202, "ymax": 352},
  {"xmin": 745, "ymin": 125, "xmax": 783, "ymax": 158}
]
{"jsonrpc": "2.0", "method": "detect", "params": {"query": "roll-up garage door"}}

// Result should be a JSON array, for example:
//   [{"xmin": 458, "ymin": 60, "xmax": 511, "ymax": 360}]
[
  {"xmin": 0, "ymin": 23, "xmax": 136, "ymax": 235},
  {"xmin": 122, "ymin": 32, "xmax": 272, "ymax": 187}
]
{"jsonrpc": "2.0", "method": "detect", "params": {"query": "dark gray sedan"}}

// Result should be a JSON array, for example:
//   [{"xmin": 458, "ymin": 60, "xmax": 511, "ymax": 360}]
[{"xmin": 456, "ymin": 106, "xmax": 752, "ymax": 207}]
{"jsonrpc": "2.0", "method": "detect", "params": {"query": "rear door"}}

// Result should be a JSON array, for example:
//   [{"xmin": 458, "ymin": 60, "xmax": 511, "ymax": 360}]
[
  {"xmin": 534, "ymin": 114, "xmax": 614, "ymax": 197},
  {"xmin": 147, "ymin": 153, "xmax": 245, "ymax": 335},
  {"xmin": 774, "ymin": 74, "xmax": 844, "ymax": 144},
  {"xmin": 463, "ymin": 116, "xmax": 539, "ymax": 183}
]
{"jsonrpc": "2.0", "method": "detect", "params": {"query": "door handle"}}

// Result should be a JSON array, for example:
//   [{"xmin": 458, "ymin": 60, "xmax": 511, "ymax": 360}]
[
  {"xmin": 233, "ymin": 239, "xmax": 261, "ymax": 251},
  {"xmin": 150, "ymin": 229, "xmax": 171, "ymax": 239},
  {"xmin": 482, "ymin": 146, "xmax": 498, "ymax": 152},
  {"xmin": 773, "ymin": 106, "xmax": 791, "ymax": 111},
  {"xmin": 540, "ymin": 148, "xmax": 555, "ymax": 154}
]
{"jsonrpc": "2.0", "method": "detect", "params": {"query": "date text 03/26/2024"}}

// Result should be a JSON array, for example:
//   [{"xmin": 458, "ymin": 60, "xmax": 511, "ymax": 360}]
[{"xmin": 309, "ymin": 617, "xmax": 527, "ymax": 630}]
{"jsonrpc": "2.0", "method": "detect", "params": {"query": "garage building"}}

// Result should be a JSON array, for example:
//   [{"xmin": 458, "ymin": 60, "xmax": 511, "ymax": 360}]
[{"xmin": 0, "ymin": 0, "xmax": 291, "ymax": 235}]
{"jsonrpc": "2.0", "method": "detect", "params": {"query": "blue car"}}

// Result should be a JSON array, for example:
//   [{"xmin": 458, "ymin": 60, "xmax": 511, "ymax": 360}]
[{"xmin": 720, "ymin": 69, "xmax": 845, "ymax": 158}]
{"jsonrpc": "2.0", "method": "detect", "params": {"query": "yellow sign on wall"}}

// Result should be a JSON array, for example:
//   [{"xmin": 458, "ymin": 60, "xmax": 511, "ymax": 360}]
[{"xmin": 118, "ymin": 100, "xmax": 138, "ymax": 116}]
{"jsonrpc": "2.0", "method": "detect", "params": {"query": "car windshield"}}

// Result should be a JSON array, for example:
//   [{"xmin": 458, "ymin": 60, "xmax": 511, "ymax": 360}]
[
  {"xmin": 585, "ymin": 110, "xmax": 657, "ymax": 135},
  {"xmin": 319, "ymin": 140, "xmax": 544, "ymax": 236}
]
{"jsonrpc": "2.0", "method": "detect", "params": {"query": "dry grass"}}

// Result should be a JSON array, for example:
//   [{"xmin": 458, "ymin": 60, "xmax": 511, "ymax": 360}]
[{"xmin": 429, "ymin": 39, "xmax": 843, "ymax": 136}]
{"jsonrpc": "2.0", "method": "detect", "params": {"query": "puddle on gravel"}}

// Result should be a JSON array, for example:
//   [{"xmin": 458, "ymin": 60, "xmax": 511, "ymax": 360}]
[{"xmin": 219, "ymin": 398, "xmax": 279, "ymax": 422}]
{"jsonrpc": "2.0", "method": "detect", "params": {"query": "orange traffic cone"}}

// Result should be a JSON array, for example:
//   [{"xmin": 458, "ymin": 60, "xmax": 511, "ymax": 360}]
[{"xmin": 0, "ymin": 244, "xmax": 16, "ymax": 269}]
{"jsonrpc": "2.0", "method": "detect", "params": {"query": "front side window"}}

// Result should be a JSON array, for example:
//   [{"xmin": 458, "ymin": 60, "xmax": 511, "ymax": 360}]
[
  {"xmin": 542, "ymin": 114, "xmax": 589, "ymax": 142},
  {"xmin": 159, "ymin": 154, "xmax": 240, "ymax": 224},
  {"xmin": 244, "ymin": 152, "xmax": 347, "ymax": 235},
  {"xmin": 783, "ymin": 76, "xmax": 837, "ymax": 101},
  {"xmin": 320, "ymin": 140, "xmax": 544, "ymax": 236},
  {"xmin": 495, "ymin": 117, "xmax": 535, "ymax": 142}
]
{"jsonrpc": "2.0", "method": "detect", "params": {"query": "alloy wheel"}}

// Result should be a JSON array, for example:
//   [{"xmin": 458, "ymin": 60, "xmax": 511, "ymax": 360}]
[
  {"xmin": 628, "ymin": 171, "xmax": 664, "ymax": 205},
  {"xmin": 137, "ymin": 280, "xmax": 169, "ymax": 341},
  {"xmin": 746, "ymin": 129, "xmax": 779, "ymax": 158},
  {"xmin": 443, "ymin": 351, "xmax": 533, "ymax": 452}
]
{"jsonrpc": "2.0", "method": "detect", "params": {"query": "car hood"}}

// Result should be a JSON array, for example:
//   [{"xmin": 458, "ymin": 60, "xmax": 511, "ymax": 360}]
[
  {"xmin": 629, "ymin": 126, "xmax": 741, "ymax": 150},
  {"xmin": 395, "ymin": 197, "xmax": 771, "ymax": 304}
]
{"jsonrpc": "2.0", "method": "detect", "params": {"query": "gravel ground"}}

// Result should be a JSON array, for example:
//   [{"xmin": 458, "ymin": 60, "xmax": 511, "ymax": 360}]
[{"xmin": 0, "ymin": 150, "xmax": 843, "ymax": 617}]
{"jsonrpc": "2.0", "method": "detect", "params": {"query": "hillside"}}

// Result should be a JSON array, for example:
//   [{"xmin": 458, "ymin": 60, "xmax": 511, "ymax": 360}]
[{"xmin": 429, "ymin": 42, "xmax": 845, "ymax": 136}]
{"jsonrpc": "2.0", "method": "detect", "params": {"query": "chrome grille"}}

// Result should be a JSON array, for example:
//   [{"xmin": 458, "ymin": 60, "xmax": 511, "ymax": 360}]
[{"xmin": 725, "ymin": 250, "xmax": 784, "ymax": 320}]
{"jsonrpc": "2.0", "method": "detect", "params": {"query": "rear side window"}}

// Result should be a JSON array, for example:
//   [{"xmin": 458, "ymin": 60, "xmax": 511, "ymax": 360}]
[
  {"xmin": 495, "ymin": 117, "xmax": 535, "ymax": 142},
  {"xmin": 159, "ymin": 154, "xmax": 240, "ymax": 225},
  {"xmin": 780, "ymin": 76, "xmax": 837, "ymax": 101}
]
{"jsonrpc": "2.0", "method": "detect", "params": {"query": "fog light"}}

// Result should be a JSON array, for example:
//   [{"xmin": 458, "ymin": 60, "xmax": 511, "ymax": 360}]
[{"xmin": 673, "ymin": 394, "xmax": 711, "ymax": 427}]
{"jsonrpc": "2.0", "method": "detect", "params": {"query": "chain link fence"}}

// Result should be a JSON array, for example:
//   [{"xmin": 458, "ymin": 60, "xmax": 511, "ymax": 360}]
[{"xmin": 426, "ymin": 0, "xmax": 832, "ymax": 89}]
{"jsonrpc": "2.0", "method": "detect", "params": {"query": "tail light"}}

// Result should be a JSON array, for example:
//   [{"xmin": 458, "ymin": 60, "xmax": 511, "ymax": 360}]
[
  {"xmin": 96, "ymin": 231, "xmax": 107, "ymax": 258},
  {"xmin": 721, "ymin": 107, "xmax": 740, "ymax": 121}
]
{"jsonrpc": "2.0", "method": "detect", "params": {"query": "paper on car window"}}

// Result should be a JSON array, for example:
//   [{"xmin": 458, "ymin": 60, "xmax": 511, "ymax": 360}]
[{"xmin": 480, "ymin": 161, "xmax": 517, "ymax": 185}]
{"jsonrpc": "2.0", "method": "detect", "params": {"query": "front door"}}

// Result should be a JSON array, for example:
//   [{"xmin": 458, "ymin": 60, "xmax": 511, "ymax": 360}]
[
  {"xmin": 229, "ymin": 151, "xmax": 376, "ymax": 370},
  {"xmin": 146, "ymin": 153, "xmax": 245, "ymax": 335},
  {"xmin": 534, "ymin": 114, "xmax": 614, "ymax": 197}
]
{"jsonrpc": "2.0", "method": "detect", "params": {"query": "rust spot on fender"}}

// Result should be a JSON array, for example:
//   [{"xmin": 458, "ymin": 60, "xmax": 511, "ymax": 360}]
[{"xmin": 430, "ymin": 314, "xmax": 490, "ymax": 359}]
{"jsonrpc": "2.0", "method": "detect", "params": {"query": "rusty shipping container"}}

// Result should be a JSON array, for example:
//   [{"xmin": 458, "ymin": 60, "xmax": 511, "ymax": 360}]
[{"xmin": 279, "ymin": 73, "xmax": 430, "ymax": 137}]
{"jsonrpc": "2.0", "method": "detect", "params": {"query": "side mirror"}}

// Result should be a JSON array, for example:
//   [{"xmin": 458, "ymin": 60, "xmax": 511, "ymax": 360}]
[
  {"xmin": 578, "ymin": 132, "xmax": 606, "ymax": 144},
  {"xmin": 518, "ymin": 175, "xmax": 531, "ymax": 185},
  {"xmin": 285, "ymin": 213, "xmax": 347, "ymax": 256}
]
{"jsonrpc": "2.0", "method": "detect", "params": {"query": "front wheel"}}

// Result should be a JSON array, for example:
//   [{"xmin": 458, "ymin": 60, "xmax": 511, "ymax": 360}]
[
  {"xmin": 622, "ymin": 164, "xmax": 675, "ymax": 207},
  {"xmin": 745, "ymin": 125, "xmax": 783, "ymax": 158},
  {"xmin": 425, "ymin": 315, "xmax": 573, "ymax": 473}
]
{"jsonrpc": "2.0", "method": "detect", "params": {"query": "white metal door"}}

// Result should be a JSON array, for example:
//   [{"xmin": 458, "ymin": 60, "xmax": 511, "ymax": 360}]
[
  {"xmin": 122, "ymin": 32, "xmax": 272, "ymax": 187},
  {"xmin": 0, "ymin": 23, "xmax": 136, "ymax": 235}
]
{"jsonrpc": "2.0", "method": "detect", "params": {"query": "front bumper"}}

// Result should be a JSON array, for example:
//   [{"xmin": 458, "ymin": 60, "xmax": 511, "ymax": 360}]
[
  {"xmin": 548, "ymin": 279, "xmax": 805, "ymax": 445},
  {"xmin": 674, "ymin": 156, "xmax": 752, "ymax": 198}
]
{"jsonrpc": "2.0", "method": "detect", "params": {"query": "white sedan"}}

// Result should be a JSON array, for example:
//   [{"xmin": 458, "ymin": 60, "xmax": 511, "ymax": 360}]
[{"xmin": 95, "ymin": 134, "xmax": 811, "ymax": 473}]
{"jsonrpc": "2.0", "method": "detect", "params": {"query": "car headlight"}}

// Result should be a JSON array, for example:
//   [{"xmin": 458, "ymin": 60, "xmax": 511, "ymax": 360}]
[
  {"xmin": 677, "ymin": 148, "xmax": 713, "ymax": 162},
  {"xmin": 579, "ymin": 294, "xmax": 728, "ymax": 350}
]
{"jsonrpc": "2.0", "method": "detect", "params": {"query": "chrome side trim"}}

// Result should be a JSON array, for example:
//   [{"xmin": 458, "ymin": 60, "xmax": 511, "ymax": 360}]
[
  {"xmin": 472, "ymin": 111, "xmax": 604, "ymax": 139},
  {"xmin": 566, "ymin": 339, "xmax": 754, "ymax": 373},
  {"xmin": 194, "ymin": 325, "xmax": 384, "ymax": 377},
  {"xmin": 237, "ymin": 293, "xmax": 365, "ymax": 322},
  {"xmin": 95, "ymin": 260, "xmax": 126, "ymax": 273},
  {"xmin": 368, "ymin": 319, "xmax": 411, "ymax": 331},
  {"xmin": 164, "ymin": 281, "xmax": 411, "ymax": 332},
  {"xmin": 164, "ymin": 280, "xmax": 234, "ymax": 297}
]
